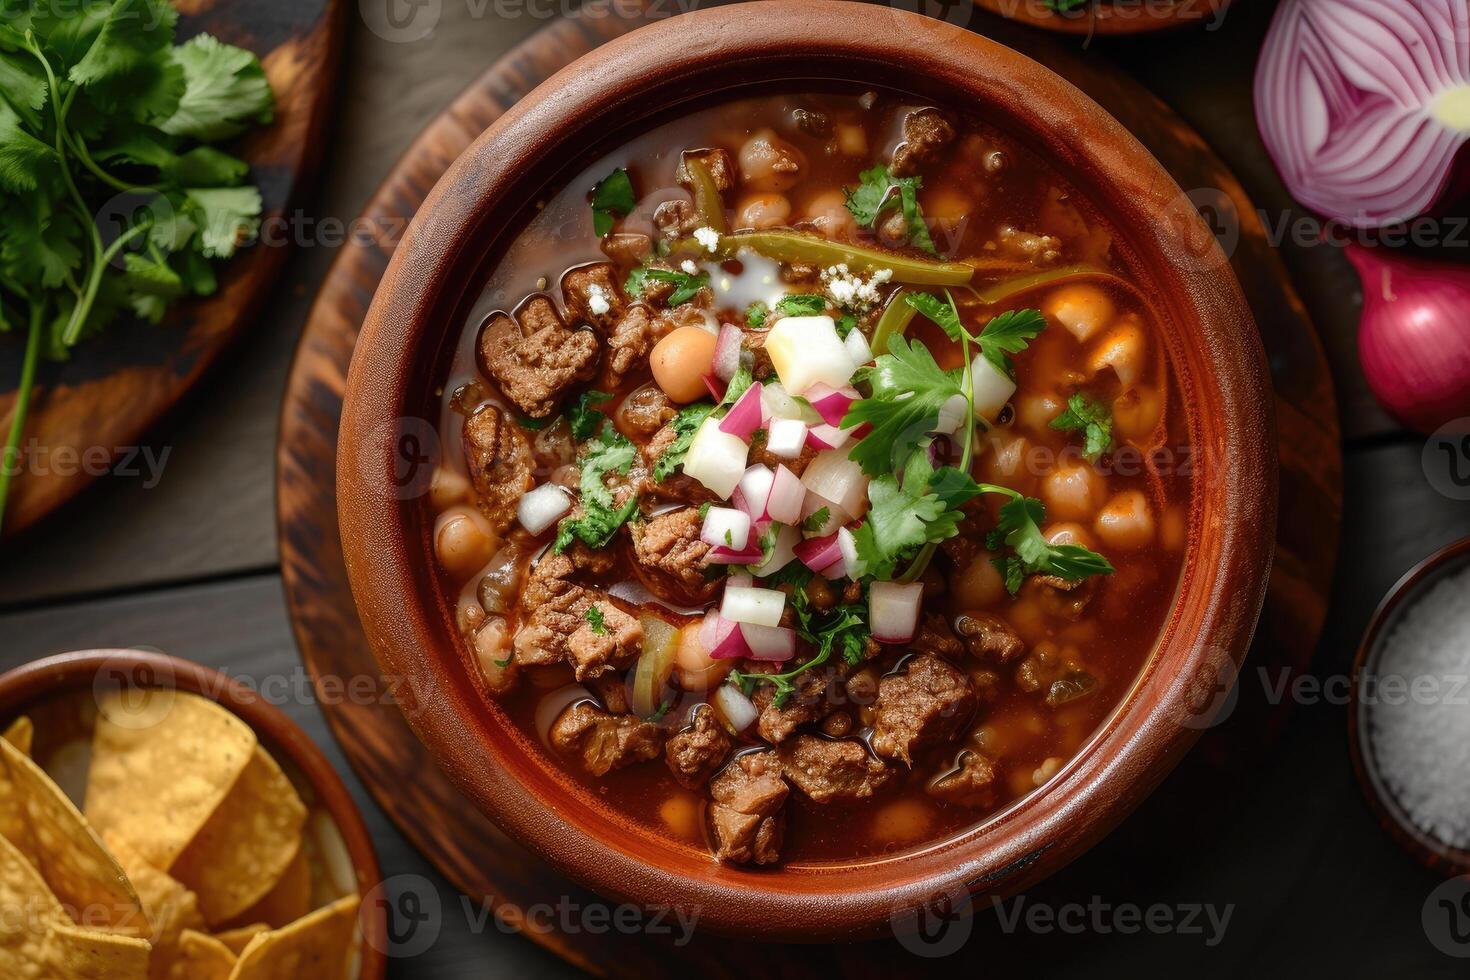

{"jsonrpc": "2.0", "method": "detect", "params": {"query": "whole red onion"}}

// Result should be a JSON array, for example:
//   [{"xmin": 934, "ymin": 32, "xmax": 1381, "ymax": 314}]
[{"xmin": 1345, "ymin": 243, "xmax": 1470, "ymax": 432}]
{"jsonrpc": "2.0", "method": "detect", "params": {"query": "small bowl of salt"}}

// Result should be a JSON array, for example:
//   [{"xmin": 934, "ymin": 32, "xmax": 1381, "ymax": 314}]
[{"xmin": 1350, "ymin": 535, "xmax": 1470, "ymax": 876}]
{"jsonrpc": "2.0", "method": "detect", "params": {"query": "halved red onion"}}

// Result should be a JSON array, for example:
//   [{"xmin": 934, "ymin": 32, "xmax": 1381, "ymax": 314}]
[
  {"xmin": 718, "ymin": 382, "xmax": 765, "ymax": 440},
  {"xmin": 700, "ymin": 506, "xmax": 751, "ymax": 551},
  {"xmin": 801, "ymin": 449, "xmax": 869, "ymax": 518},
  {"xmin": 721, "ymin": 585, "xmax": 786, "ymax": 626},
  {"xmin": 516, "ymin": 483, "xmax": 571, "ymax": 535},
  {"xmin": 739, "ymin": 623, "xmax": 797, "ymax": 662},
  {"xmin": 764, "ymin": 465, "xmax": 806, "ymax": 525},
  {"xmin": 794, "ymin": 532, "xmax": 842, "ymax": 573},
  {"xmin": 869, "ymin": 581, "xmax": 923, "ymax": 643},
  {"xmin": 805, "ymin": 423, "xmax": 851, "ymax": 451},
  {"xmin": 705, "ymin": 612, "xmax": 751, "ymax": 660},
  {"xmin": 803, "ymin": 383, "xmax": 861, "ymax": 427},
  {"xmin": 712, "ymin": 323, "xmax": 744, "ymax": 382},
  {"xmin": 764, "ymin": 418, "xmax": 808, "ymax": 459}
]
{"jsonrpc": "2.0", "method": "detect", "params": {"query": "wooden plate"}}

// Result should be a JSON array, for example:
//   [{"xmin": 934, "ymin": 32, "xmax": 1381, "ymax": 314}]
[
  {"xmin": 0, "ymin": 0, "xmax": 347, "ymax": 537},
  {"xmin": 278, "ymin": 6, "xmax": 1339, "ymax": 970},
  {"xmin": 972, "ymin": 0, "xmax": 1234, "ymax": 36}
]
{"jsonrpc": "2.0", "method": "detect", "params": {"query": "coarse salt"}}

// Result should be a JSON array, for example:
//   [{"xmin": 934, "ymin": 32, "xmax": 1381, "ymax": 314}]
[
  {"xmin": 680, "ymin": 259, "xmax": 699, "ymax": 275},
  {"xmin": 586, "ymin": 282, "xmax": 610, "ymax": 316},
  {"xmin": 693, "ymin": 226, "xmax": 720, "ymax": 252}
]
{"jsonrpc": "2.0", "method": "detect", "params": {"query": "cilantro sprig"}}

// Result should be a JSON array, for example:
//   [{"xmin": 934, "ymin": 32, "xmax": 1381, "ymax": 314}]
[
  {"xmin": 584, "ymin": 606, "xmax": 607, "ymax": 635},
  {"xmin": 842, "ymin": 335, "xmax": 966, "ymax": 477},
  {"xmin": 844, "ymin": 164, "xmax": 937, "ymax": 255},
  {"xmin": 1050, "ymin": 392, "xmax": 1114, "ymax": 461},
  {"xmin": 553, "ymin": 425, "xmax": 640, "ymax": 551},
  {"xmin": 851, "ymin": 452, "xmax": 981, "ymax": 579},
  {"xmin": 565, "ymin": 389, "xmax": 612, "ymax": 441},
  {"xmin": 589, "ymin": 167, "xmax": 634, "ymax": 237},
  {"xmin": 729, "ymin": 585, "xmax": 870, "ymax": 707},
  {"xmin": 983, "ymin": 485, "xmax": 1115, "ymax": 593},
  {"xmin": 904, "ymin": 292, "xmax": 1045, "ymax": 380},
  {"xmin": 625, "ymin": 265, "xmax": 707, "ymax": 306}
]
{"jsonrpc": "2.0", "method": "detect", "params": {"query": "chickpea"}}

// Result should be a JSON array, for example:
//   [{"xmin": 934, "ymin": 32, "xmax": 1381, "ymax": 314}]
[
  {"xmin": 1042, "ymin": 460, "xmax": 1105, "ymax": 522},
  {"xmin": 922, "ymin": 187, "xmax": 973, "ymax": 226},
  {"xmin": 434, "ymin": 507, "xmax": 496, "ymax": 582},
  {"xmin": 1032, "ymin": 756, "xmax": 1064, "ymax": 787},
  {"xmin": 1044, "ymin": 284, "xmax": 1114, "ymax": 343},
  {"xmin": 1016, "ymin": 391, "xmax": 1066, "ymax": 436},
  {"xmin": 1094, "ymin": 489, "xmax": 1155, "ymax": 550},
  {"xmin": 803, "ymin": 188, "xmax": 855, "ymax": 238},
  {"xmin": 651, "ymin": 325, "xmax": 718, "ymax": 403},
  {"xmin": 1043, "ymin": 522, "xmax": 1099, "ymax": 552},
  {"xmin": 473, "ymin": 618, "xmax": 517, "ymax": 695},
  {"xmin": 429, "ymin": 467, "xmax": 472, "ymax": 512},
  {"xmin": 835, "ymin": 122, "xmax": 867, "ymax": 158},
  {"xmin": 952, "ymin": 551, "xmax": 1007, "ymax": 609},
  {"xmin": 1088, "ymin": 315, "xmax": 1148, "ymax": 387},
  {"xmin": 673, "ymin": 621, "xmax": 734, "ymax": 690},
  {"xmin": 659, "ymin": 796, "xmax": 700, "ymax": 840},
  {"xmin": 736, "ymin": 192, "xmax": 792, "ymax": 230},
  {"xmin": 1112, "ymin": 385, "xmax": 1163, "ymax": 442},
  {"xmin": 872, "ymin": 798, "xmax": 933, "ymax": 844},
  {"xmin": 737, "ymin": 129, "xmax": 805, "ymax": 192},
  {"xmin": 1161, "ymin": 504, "xmax": 1187, "ymax": 552}
]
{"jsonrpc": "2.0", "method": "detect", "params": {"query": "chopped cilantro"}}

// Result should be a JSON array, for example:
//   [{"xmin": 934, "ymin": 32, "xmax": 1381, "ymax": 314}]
[
  {"xmin": 553, "ymin": 427, "xmax": 640, "ymax": 551},
  {"xmin": 730, "ymin": 596, "xmax": 870, "ymax": 707},
  {"xmin": 1049, "ymin": 393, "xmax": 1114, "ymax": 460},
  {"xmin": 851, "ymin": 452, "xmax": 981, "ymax": 579},
  {"xmin": 801, "ymin": 507, "xmax": 831, "ymax": 534},
  {"xmin": 516, "ymin": 414, "xmax": 553, "ymax": 431},
  {"xmin": 625, "ymin": 265, "xmax": 708, "ymax": 306},
  {"xmin": 842, "ymin": 336, "xmax": 966, "ymax": 477},
  {"xmin": 648, "ymin": 699, "xmax": 673, "ymax": 722},
  {"xmin": 745, "ymin": 300, "xmax": 769, "ymax": 328},
  {"xmin": 589, "ymin": 167, "xmax": 635, "ymax": 237},
  {"xmin": 836, "ymin": 313, "xmax": 859, "ymax": 339},
  {"xmin": 585, "ymin": 606, "xmax": 607, "ymax": 635},
  {"xmin": 566, "ymin": 390, "xmax": 613, "ymax": 440},
  {"xmin": 652, "ymin": 403, "xmax": 715, "ymax": 482},
  {"xmin": 982, "ymin": 486, "xmax": 1114, "ymax": 593},
  {"xmin": 698, "ymin": 501, "xmax": 712, "ymax": 520},
  {"xmin": 775, "ymin": 294, "xmax": 826, "ymax": 317},
  {"xmin": 843, "ymin": 164, "xmax": 937, "ymax": 255},
  {"xmin": 493, "ymin": 656, "xmax": 513, "ymax": 668}
]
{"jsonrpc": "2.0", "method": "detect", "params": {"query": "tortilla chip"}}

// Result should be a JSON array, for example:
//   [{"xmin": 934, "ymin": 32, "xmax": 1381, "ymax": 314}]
[
  {"xmin": 225, "ymin": 841, "xmax": 311, "ymax": 929},
  {"xmin": 0, "ymin": 738, "xmax": 141, "ymax": 929},
  {"xmin": 41, "ymin": 922, "xmax": 151, "ymax": 980},
  {"xmin": 227, "ymin": 895, "xmax": 360, "ymax": 980},
  {"xmin": 170, "ymin": 930, "xmax": 236, "ymax": 980},
  {"xmin": 103, "ymin": 832, "xmax": 205, "ymax": 979},
  {"xmin": 85, "ymin": 690, "xmax": 256, "ymax": 871},
  {"xmin": 211, "ymin": 923, "xmax": 268, "ymax": 957},
  {"xmin": 3, "ymin": 716, "xmax": 33, "ymax": 756},
  {"xmin": 170, "ymin": 746, "xmax": 308, "ymax": 925},
  {"xmin": 0, "ymin": 832, "xmax": 70, "ymax": 974}
]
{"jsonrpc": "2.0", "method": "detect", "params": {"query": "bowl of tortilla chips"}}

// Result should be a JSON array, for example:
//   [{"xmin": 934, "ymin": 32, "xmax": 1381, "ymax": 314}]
[{"xmin": 0, "ymin": 649, "xmax": 387, "ymax": 979}]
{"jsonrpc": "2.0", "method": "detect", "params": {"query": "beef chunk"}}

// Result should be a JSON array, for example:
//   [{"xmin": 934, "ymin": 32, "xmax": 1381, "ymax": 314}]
[
  {"xmin": 677, "ymin": 148, "xmax": 737, "ymax": 193},
  {"xmin": 749, "ymin": 667, "xmax": 831, "ymax": 744},
  {"xmin": 741, "ymin": 328, "xmax": 775, "ymax": 381},
  {"xmin": 588, "ymin": 672, "xmax": 630, "ymax": 715},
  {"xmin": 780, "ymin": 735, "xmax": 894, "ymax": 803},
  {"xmin": 640, "ymin": 424, "xmax": 720, "ymax": 506},
  {"xmin": 891, "ymin": 107, "xmax": 956, "ymax": 178},
  {"xmin": 927, "ymin": 751, "xmax": 997, "ymax": 807},
  {"xmin": 514, "ymin": 554, "xmax": 635, "ymax": 677},
  {"xmin": 747, "ymin": 431, "xmax": 816, "ymax": 476},
  {"xmin": 708, "ymin": 750, "xmax": 788, "ymax": 865},
  {"xmin": 601, "ymin": 305, "xmax": 668, "ymax": 390},
  {"xmin": 665, "ymin": 705, "xmax": 732, "ymax": 789},
  {"xmin": 566, "ymin": 600, "xmax": 643, "ymax": 681},
  {"xmin": 618, "ymin": 384, "xmax": 677, "ymax": 440},
  {"xmin": 477, "ymin": 296, "xmax": 600, "ymax": 418},
  {"xmin": 550, "ymin": 702, "xmax": 663, "ymax": 776},
  {"xmin": 872, "ymin": 655, "xmax": 976, "ymax": 766},
  {"xmin": 628, "ymin": 507, "xmax": 718, "ymax": 606},
  {"xmin": 953, "ymin": 612, "xmax": 1025, "ymax": 664},
  {"xmin": 562, "ymin": 263, "xmax": 626, "ymax": 333},
  {"xmin": 601, "ymin": 232, "xmax": 652, "ymax": 267},
  {"xmin": 462, "ymin": 404, "xmax": 534, "ymax": 533},
  {"xmin": 912, "ymin": 613, "xmax": 963, "ymax": 660}
]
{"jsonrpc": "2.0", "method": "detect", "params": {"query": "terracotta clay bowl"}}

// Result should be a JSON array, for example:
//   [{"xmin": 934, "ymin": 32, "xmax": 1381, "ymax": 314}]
[
  {"xmin": 1349, "ymin": 536, "xmax": 1470, "ymax": 877},
  {"xmin": 337, "ymin": 0, "xmax": 1275, "ymax": 941},
  {"xmin": 0, "ymin": 649, "xmax": 388, "ymax": 977},
  {"xmin": 972, "ymin": 0, "xmax": 1235, "ymax": 36}
]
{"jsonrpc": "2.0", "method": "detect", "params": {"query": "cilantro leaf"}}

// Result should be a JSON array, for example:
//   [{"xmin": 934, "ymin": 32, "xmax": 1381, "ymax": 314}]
[
  {"xmin": 589, "ymin": 167, "xmax": 634, "ymax": 238},
  {"xmin": 801, "ymin": 506, "xmax": 830, "ymax": 533},
  {"xmin": 0, "ymin": 98, "xmax": 55, "ymax": 191},
  {"xmin": 984, "ymin": 487, "xmax": 1114, "ymax": 593},
  {"xmin": 842, "ymin": 336, "xmax": 964, "ymax": 477},
  {"xmin": 730, "ymin": 599, "xmax": 870, "ymax": 707},
  {"xmin": 625, "ymin": 265, "xmax": 707, "ymax": 306},
  {"xmin": 159, "ymin": 33, "xmax": 274, "ymax": 141},
  {"xmin": 851, "ymin": 451, "xmax": 978, "ymax": 579},
  {"xmin": 68, "ymin": 0, "xmax": 182, "ymax": 118},
  {"xmin": 835, "ymin": 313, "xmax": 858, "ymax": 339},
  {"xmin": 553, "ymin": 427, "xmax": 640, "ymax": 551},
  {"xmin": 566, "ymin": 389, "xmax": 612, "ymax": 441},
  {"xmin": 775, "ymin": 294, "xmax": 826, "ymax": 317},
  {"xmin": 184, "ymin": 187, "xmax": 261, "ymax": 259},
  {"xmin": 652, "ymin": 402, "xmax": 714, "ymax": 482},
  {"xmin": 1049, "ymin": 392, "xmax": 1114, "ymax": 460},
  {"xmin": 744, "ymin": 301, "xmax": 768, "ymax": 328},
  {"xmin": 904, "ymin": 290, "xmax": 963, "ymax": 342},
  {"xmin": 585, "ymin": 606, "xmax": 607, "ymax": 635},
  {"xmin": 978, "ymin": 308, "xmax": 1046, "ymax": 379},
  {"xmin": 0, "ymin": 50, "xmax": 48, "ymax": 129},
  {"xmin": 843, "ymin": 164, "xmax": 937, "ymax": 255}
]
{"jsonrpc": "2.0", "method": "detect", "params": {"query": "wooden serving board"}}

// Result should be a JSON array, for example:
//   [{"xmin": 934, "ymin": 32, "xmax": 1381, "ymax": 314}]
[
  {"xmin": 0, "ymin": 0, "xmax": 347, "ymax": 538},
  {"xmin": 278, "ymin": 6, "xmax": 1340, "ymax": 972}
]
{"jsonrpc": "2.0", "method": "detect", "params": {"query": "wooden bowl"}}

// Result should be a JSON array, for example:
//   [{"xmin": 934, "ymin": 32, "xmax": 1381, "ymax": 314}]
[
  {"xmin": 0, "ymin": 649, "xmax": 388, "ymax": 978},
  {"xmin": 336, "ymin": 0, "xmax": 1275, "ymax": 941},
  {"xmin": 1349, "ymin": 537, "xmax": 1470, "ymax": 877},
  {"xmin": 972, "ymin": 0, "xmax": 1235, "ymax": 36}
]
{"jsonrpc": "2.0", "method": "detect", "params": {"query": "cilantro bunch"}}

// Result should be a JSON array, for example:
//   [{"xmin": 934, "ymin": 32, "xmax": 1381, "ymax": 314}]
[{"xmin": 0, "ymin": 0, "xmax": 274, "ymax": 526}]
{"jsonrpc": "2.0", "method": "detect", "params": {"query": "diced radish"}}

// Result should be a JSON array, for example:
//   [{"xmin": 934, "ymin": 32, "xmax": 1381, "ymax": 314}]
[
  {"xmin": 806, "ymin": 423, "xmax": 851, "ymax": 451},
  {"xmin": 765, "ymin": 466, "xmax": 805, "ymax": 525},
  {"xmin": 760, "ymin": 382, "xmax": 806, "ymax": 422},
  {"xmin": 714, "ymin": 684, "xmax": 759, "ymax": 732},
  {"xmin": 737, "ymin": 464, "xmax": 774, "ymax": 522},
  {"xmin": 764, "ymin": 315, "xmax": 856, "ymax": 394},
  {"xmin": 699, "ymin": 608, "xmax": 730, "ymax": 651},
  {"xmin": 516, "ymin": 483, "xmax": 571, "ymax": 535},
  {"xmin": 844, "ymin": 327, "xmax": 872, "ymax": 368},
  {"xmin": 970, "ymin": 353, "xmax": 1017, "ymax": 420},
  {"xmin": 709, "ymin": 618, "xmax": 751, "ymax": 660},
  {"xmin": 794, "ymin": 532, "xmax": 842, "ymax": 573},
  {"xmin": 682, "ymin": 417, "xmax": 748, "ymax": 498},
  {"xmin": 721, "ymin": 586, "xmax": 786, "ymax": 627},
  {"xmin": 712, "ymin": 323, "xmax": 744, "ymax": 382},
  {"xmin": 726, "ymin": 573, "xmax": 754, "ymax": 589},
  {"xmin": 751, "ymin": 523, "xmax": 800, "ymax": 576},
  {"xmin": 703, "ymin": 374, "xmax": 726, "ymax": 401},
  {"xmin": 765, "ymin": 418, "xmax": 808, "ymax": 458},
  {"xmin": 870, "ymin": 581, "xmax": 923, "ymax": 643},
  {"xmin": 837, "ymin": 526, "xmax": 864, "ymax": 579},
  {"xmin": 706, "ymin": 543, "xmax": 764, "ymax": 565},
  {"xmin": 701, "ymin": 507, "xmax": 751, "ymax": 551},
  {"xmin": 718, "ymin": 382, "xmax": 764, "ymax": 439},
  {"xmin": 804, "ymin": 383, "xmax": 860, "ymax": 427},
  {"xmin": 801, "ymin": 449, "xmax": 869, "ymax": 518},
  {"xmin": 934, "ymin": 393, "xmax": 969, "ymax": 435},
  {"xmin": 740, "ymin": 623, "xmax": 797, "ymax": 662},
  {"xmin": 800, "ymin": 494, "xmax": 848, "ymax": 536}
]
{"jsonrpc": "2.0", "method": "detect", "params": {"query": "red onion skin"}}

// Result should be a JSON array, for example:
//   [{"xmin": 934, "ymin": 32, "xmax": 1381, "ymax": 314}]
[{"xmin": 1346, "ymin": 244, "xmax": 1470, "ymax": 433}]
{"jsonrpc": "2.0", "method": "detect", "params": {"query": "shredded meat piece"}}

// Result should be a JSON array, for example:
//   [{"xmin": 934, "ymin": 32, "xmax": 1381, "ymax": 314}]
[
  {"xmin": 477, "ymin": 296, "xmax": 600, "ymax": 418},
  {"xmin": 891, "ymin": 107, "xmax": 956, "ymax": 177},
  {"xmin": 628, "ymin": 507, "xmax": 718, "ymax": 606},
  {"xmin": 708, "ymin": 750, "xmax": 788, "ymax": 865},
  {"xmin": 780, "ymin": 735, "xmax": 894, "ymax": 803},
  {"xmin": 871, "ymin": 655, "xmax": 976, "ymax": 767},
  {"xmin": 665, "ymin": 705, "xmax": 732, "ymax": 789},
  {"xmin": 588, "ymin": 672, "xmax": 630, "ymax": 715},
  {"xmin": 677, "ymin": 148, "xmax": 737, "ymax": 193},
  {"xmin": 744, "ymin": 665, "xmax": 834, "ymax": 743},
  {"xmin": 562, "ymin": 263, "xmax": 626, "ymax": 333},
  {"xmin": 550, "ymin": 702, "xmax": 662, "ymax": 776},
  {"xmin": 1015, "ymin": 641, "xmax": 1095, "ymax": 697},
  {"xmin": 653, "ymin": 200, "xmax": 700, "ymax": 241},
  {"xmin": 566, "ymin": 600, "xmax": 643, "ymax": 681},
  {"xmin": 927, "ymin": 751, "xmax": 998, "ymax": 807},
  {"xmin": 513, "ymin": 554, "xmax": 639, "ymax": 678},
  {"xmin": 618, "ymin": 384, "xmax": 676, "ymax": 439},
  {"xmin": 912, "ymin": 613, "xmax": 964, "ymax": 660},
  {"xmin": 601, "ymin": 232, "xmax": 652, "ymax": 267},
  {"xmin": 602, "ymin": 305, "xmax": 674, "ymax": 389},
  {"xmin": 748, "ymin": 431, "xmax": 816, "ymax": 476},
  {"xmin": 462, "ymin": 404, "xmax": 534, "ymax": 534},
  {"xmin": 953, "ymin": 612, "xmax": 1026, "ymax": 664}
]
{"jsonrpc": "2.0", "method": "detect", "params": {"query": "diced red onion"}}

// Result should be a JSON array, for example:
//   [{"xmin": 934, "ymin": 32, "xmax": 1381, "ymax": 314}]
[
  {"xmin": 764, "ymin": 465, "xmax": 806, "ymax": 525},
  {"xmin": 751, "ymin": 523, "xmax": 800, "ymax": 576},
  {"xmin": 700, "ymin": 506, "xmax": 751, "ymax": 551},
  {"xmin": 714, "ymin": 684, "xmax": 759, "ymax": 731},
  {"xmin": 800, "ymin": 449, "xmax": 869, "ymax": 518},
  {"xmin": 721, "ymin": 585, "xmax": 786, "ymax": 626},
  {"xmin": 706, "ymin": 543, "xmax": 764, "ymax": 565},
  {"xmin": 805, "ymin": 423, "xmax": 851, "ymax": 451},
  {"xmin": 682, "ymin": 417, "xmax": 748, "ymax": 499},
  {"xmin": 703, "ymin": 374, "xmax": 725, "ymax": 401},
  {"xmin": 707, "ymin": 614, "xmax": 751, "ymax": 660},
  {"xmin": 869, "ymin": 581, "xmax": 923, "ymax": 643},
  {"xmin": 712, "ymin": 323, "xmax": 744, "ymax": 382},
  {"xmin": 794, "ymin": 532, "xmax": 843, "ymax": 573},
  {"xmin": 803, "ymin": 383, "xmax": 861, "ymax": 427},
  {"xmin": 516, "ymin": 483, "xmax": 572, "ymax": 535},
  {"xmin": 718, "ymin": 382, "xmax": 765, "ymax": 439},
  {"xmin": 739, "ymin": 623, "xmax": 797, "ymax": 662}
]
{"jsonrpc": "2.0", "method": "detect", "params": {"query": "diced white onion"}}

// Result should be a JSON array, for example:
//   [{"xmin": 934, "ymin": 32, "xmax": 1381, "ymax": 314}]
[
  {"xmin": 970, "ymin": 354, "xmax": 1017, "ymax": 421},
  {"xmin": 682, "ymin": 417, "xmax": 749, "ymax": 498},
  {"xmin": 869, "ymin": 580, "xmax": 924, "ymax": 643},
  {"xmin": 714, "ymin": 684, "xmax": 759, "ymax": 732},
  {"xmin": 740, "ymin": 623, "xmax": 797, "ymax": 661},
  {"xmin": 750, "ymin": 523, "xmax": 801, "ymax": 576},
  {"xmin": 934, "ymin": 393, "xmax": 969, "ymax": 435},
  {"xmin": 737, "ymin": 464, "xmax": 774, "ymax": 520},
  {"xmin": 721, "ymin": 585, "xmax": 786, "ymax": 627},
  {"xmin": 844, "ymin": 327, "xmax": 873, "ymax": 368},
  {"xmin": 700, "ymin": 507, "xmax": 751, "ymax": 551},
  {"xmin": 837, "ymin": 526, "xmax": 864, "ymax": 579},
  {"xmin": 517, "ymin": 483, "xmax": 571, "ymax": 535},
  {"xmin": 765, "ymin": 418, "xmax": 808, "ymax": 458},
  {"xmin": 765, "ymin": 315, "xmax": 855, "ymax": 395},
  {"xmin": 800, "ymin": 449, "xmax": 870, "ymax": 519},
  {"xmin": 800, "ymin": 494, "xmax": 848, "ymax": 536}
]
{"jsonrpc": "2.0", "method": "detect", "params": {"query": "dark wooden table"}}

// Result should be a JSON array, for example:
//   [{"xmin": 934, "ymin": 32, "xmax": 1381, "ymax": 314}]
[{"xmin": 3, "ymin": 1, "xmax": 1467, "ymax": 975}]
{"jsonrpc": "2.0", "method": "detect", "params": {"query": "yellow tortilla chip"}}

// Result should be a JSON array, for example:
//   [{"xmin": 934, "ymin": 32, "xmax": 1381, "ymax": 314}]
[
  {"xmin": 85, "ymin": 690, "xmax": 256, "ymax": 871},
  {"xmin": 41, "ymin": 922, "xmax": 151, "ymax": 980},
  {"xmin": 3, "ymin": 715, "xmax": 33, "ymax": 756},
  {"xmin": 104, "ymin": 832, "xmax": 205, "ymax": 979},
  {"xmin": 0, "ymin": 738, "xmax": 141, "ymax": 929},
  {"xmin": 170, "ymin": 746, "xmax": 308, "ymax": 925},
  {"xmin": 227, "ymin": 895, "xmax": 360, "ymax": 980},
  {"xmin": 0, "ymin": 832, "xmax": 70, "ymax": 974},
  {"xmin": 211, "ymin": 924, "xmax": 268, "ymax": 956},
  {"xmin": 169, "ymin": 930, "xmax": 236, "ymax": 980},
  {"xmin": 225, "ymin": 841, "xmax": 311, "ymax": 929}
]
